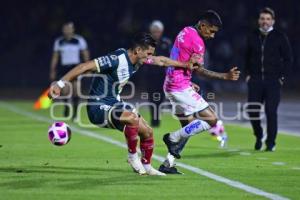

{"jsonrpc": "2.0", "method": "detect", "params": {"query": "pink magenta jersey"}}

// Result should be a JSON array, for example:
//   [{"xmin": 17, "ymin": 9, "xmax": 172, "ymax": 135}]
[{"xmin": 164, "ymin": 26, "xmax": 205, "ymax": 92}]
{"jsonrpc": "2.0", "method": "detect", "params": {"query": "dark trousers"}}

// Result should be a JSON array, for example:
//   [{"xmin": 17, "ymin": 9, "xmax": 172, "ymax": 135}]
[
  {"xmin": 148, "ymin": 90, "xmax": 164, "ymax": 127},
  {"xmin": 247, "ymin": 78, "xmax": 281, "ymax": 147},
  {"xmin": 63, "ymin": 97, "xmax": 79, "ymax": 120},
  {"xmin": 57, "ymin": 65, "xmax": 79, "ymax": 120}
]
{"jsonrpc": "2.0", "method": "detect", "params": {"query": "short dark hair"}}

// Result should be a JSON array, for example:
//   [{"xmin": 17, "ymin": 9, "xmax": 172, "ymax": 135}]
[
  {"xmin": 130, "ymin": 32, "xmax": 157, "ymax": 49},
  {"xmin": 199, "ymin": 10, "xmax": 222, "ymax": 28},
  {"xmin": 62, "ymin": 21, "xmax": 74, "ymax": 28},
  {"xmin": 259, "ymin": 7, "xmax": 275, "ymax": 19}
]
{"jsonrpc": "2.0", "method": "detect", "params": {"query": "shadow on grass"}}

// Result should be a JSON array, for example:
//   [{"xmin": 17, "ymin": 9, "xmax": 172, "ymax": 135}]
[
  {"xmin": 0, "ymin": 165, "xmax": 129, "ymax": 175},
  {"xmin": 182, "ymin": 150, "xmax": 241, "ymax": 159},
  {"xmin": 0, "ymin": 165, "xmax": 171, "ymax": 190},
  {"xmin": 181, "ymin": 146, "xmax": 268, "ymax": 159}
]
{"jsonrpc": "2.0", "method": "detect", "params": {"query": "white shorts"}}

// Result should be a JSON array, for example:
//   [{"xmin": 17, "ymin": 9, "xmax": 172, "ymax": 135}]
[{"xmin": 164, "ymin": 87, "xmax": 209, "ymax": 116}]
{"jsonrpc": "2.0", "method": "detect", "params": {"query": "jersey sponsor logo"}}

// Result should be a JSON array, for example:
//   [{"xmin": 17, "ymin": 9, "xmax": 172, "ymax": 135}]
[
  {"xmin": 99, "ymin": 104, "xmax": 111, "ymax": 111},
  {"xmin": 177, "ymin": 30, "xmax": 186, "ymax": 43},
  {"xmin": 185, "ymin": 121, "xmax": 201, "ymax": 134},
  {"xmin": 198, "ymin": 44, "xmax": 203, "ymax": 52},
  {"xmin": 97, "ymin": 56, "xmax": 112, "ymax": 67}
]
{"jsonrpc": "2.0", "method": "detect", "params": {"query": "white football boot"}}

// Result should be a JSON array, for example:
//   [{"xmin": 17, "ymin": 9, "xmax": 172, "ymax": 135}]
[
  {"xmin": 217, "ymin": 132, "xmax": 228, "ymax": 148},
  {"xmin": 144, "ymin": 165, "xmax": 166, "ymax": 176},
  {"xmin": 127, "ymin": 156, "xmax": 146, "ymax": 175},
  {"xmin": 209, "ymin": 120, "xmax": 228, "ymax": 148}
]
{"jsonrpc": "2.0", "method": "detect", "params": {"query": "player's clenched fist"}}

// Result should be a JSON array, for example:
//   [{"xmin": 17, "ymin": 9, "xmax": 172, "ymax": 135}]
[
  {"xmin": 48, "ymin": 81, "xmax": 64, "ymax": 99},
  {"xmin": 225, "ymin": 67, "xmax": 240, "ymax": 81}
]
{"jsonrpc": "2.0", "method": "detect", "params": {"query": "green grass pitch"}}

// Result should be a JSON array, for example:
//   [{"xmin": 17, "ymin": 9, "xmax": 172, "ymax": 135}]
[{"xmin": 0, "ymin": 101, "xmax": 299, "ymax": 200}]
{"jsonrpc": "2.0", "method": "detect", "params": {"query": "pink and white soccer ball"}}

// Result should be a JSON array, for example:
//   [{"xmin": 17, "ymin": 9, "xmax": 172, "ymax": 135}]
[
  {"xmin": 48, "ymin": 122, "xmax": 71, "ymax": 146},
  {"xmin": 209, "ymin": 120, "xmax": 225, "ymax": 136}
]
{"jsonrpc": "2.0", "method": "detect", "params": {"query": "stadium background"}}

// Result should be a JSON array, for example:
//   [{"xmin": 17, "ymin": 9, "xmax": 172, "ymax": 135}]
[
  {"xmin": 1, "ymin": 1, "xmax": 300, "ymax": 199},
  {"xmin": 0, "ymin": 0, "xmax": 299, "ymax": 96}
]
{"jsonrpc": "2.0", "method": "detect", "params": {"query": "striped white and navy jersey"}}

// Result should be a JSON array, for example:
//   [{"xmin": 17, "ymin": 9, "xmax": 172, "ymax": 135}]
[
  {"xmin": 53, "ymin": 34, "xmax": 88, "ymax": 66},
  {"xmin": 89, "ymin": 48, "xmax": 140, "ymax": 105}
]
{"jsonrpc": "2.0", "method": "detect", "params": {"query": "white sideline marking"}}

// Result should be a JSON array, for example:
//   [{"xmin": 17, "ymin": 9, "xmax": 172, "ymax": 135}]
[
  {"xmin": 226, "ymin": 148, "xmax": 240, "ymax": 152},
  {"xmin": 239, "ymin": 152, "xmax": 252, "ymax": 156},
  {"xmin": 257, "ymin": 157, "xmax": 268, "ymax": 160},
  {"xmin": 272, "ymin": 162, "xmax": 286, "ymax": 166},
  {"xmin": 0, "ymin": 102, "xmax": 290, "ymax": 200}
]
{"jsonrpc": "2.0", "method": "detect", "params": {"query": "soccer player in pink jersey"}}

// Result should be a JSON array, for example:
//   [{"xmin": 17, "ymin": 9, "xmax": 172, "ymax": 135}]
[
  {"xmin": 49, "ymin": 33, "xmax": 200, "ymax": 176},
  {"xmin": 159, "ymin": 10, "xmax": 240, "ymax": 174}
]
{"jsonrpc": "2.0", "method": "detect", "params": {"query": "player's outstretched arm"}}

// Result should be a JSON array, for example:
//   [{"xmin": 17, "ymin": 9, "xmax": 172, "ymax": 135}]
[
  {"xmin": 145, "ymin": 56, "xmax": 198, "ymax": 70},
  {"xmin": 49, "ymin": 52, "xmax": 59, "ymax": 81},
  {"xmin": 61, "ymin": 60, "xmax": 97, "ymax": 82},
  {"xmin": 49, "ymin": 60, "xmax": 97, "ymax": 99},
  {"xmin": 196, "ymin": 66, "xmax": 240, "ymax": 81}
]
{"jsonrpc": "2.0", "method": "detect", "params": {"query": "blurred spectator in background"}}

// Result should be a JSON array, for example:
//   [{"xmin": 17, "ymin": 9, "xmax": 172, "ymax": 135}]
[
  {"xmin": 145, "ymin": 20, "xmax": 172, "ymax": 127},
  {"xmin": 245, "ymin": 7, "xmax": 293, "ymax": 151},
  {"xmin": 49, "ymin": 22, "xmax": 90, "ymax": 121}
]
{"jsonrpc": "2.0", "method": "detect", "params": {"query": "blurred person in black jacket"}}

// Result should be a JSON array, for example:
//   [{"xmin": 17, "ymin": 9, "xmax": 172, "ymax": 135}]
[
  {"xmin": 146, "ymin": 20, "xmax": 172, "ymax": 127},
  {"xmin": 245, "ymin": 7, "xmax": 293, "ymax": 151}
]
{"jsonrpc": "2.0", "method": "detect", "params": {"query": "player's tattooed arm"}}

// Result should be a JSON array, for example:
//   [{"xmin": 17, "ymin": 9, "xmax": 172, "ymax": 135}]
[
  {"xmin": 196, "ymin": 67, "xmax": 227, "ymax": 80},
  {"xmin": 196, "ymin": 66, "xmax": 240, "ymax": 81},
  {"xmin": 145, "ymin": 56, "xmax": 198, "ymax": 70},
  {"xmin": 49, "ymin": 60, "xmax": 97, "ymax": 99}
]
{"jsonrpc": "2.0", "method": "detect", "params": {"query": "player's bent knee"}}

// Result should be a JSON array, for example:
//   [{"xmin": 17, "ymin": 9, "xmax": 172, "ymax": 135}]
[
  {"xmin": 139, "ymin": 126, "xmax": 153, "ymax": 140},
  {"xmin": 121, "ymin": 112, "xmax": 139, "ymax": 126},
  {"xmin": 147, "ymin": 127, "xmax": 153, "ymax": 138},
  {"xmin": 128, "ymin": 114, "xmax": 139, "ymax": 126}
]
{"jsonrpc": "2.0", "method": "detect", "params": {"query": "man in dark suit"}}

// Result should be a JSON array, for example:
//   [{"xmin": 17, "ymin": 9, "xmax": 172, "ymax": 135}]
[{"xmin": 245, "ymin": 7, "xmax": 293, "ymax": 151}]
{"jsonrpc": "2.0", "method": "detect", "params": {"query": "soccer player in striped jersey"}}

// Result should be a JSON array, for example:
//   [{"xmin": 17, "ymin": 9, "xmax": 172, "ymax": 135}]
[{"xmin": 49, "ymin": 33, "xmax": 198, "ymax": 176}]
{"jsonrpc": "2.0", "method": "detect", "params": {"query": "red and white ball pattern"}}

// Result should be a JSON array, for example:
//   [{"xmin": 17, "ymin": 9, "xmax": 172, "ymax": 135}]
[{"xmin": 48, "ymin": 122, "xmax": 71, "ymax": 146}]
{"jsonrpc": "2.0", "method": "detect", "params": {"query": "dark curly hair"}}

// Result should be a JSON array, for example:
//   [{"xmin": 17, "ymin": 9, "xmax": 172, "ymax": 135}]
[{"xmin": 198, "ymin": 10, "xmax": 222, "ymax": 29}]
